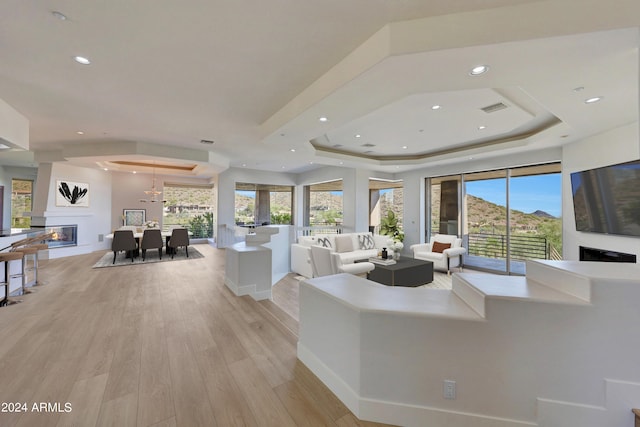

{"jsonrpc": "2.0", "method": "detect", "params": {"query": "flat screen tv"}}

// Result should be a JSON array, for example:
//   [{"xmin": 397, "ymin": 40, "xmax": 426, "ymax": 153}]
[{"xmin": 570, "ymin": 159, "xmax": 640, "ymax": 237}]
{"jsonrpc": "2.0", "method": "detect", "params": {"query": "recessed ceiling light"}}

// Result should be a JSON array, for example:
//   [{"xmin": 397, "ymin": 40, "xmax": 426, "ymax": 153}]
[
  {"xmin": 103, "ymin": 168, "xmax": 108, "ymax": 171},
  {"xmin": 74, "ymin": 56, "xmax": 91, "ymax": 65},
  {"xmin": 318, "ymin": 117, "xmax": 328, "ymax": 122},
  {"xmin": 76, "ymin": 131, "xmax": 84, "ymax": 135},
  {"xmin": 355, "ymin": 134, "xmax": 361, "ymax": 138},
  {"xmin": 290, "ymin": 148, "xmax": 296, "ymax": 152},
  {"xmin": 402, "ymin": 145, "xmax": 408, "ymax": 149},
  {"xmin": 133, "ymin": 171, "xmax": 137, "ymax": 174},
  {"xmin": 242, "ymin": 163, "xmax": 247, "ymax": 167},
  {"xmin": 339, "ymin": 161, "xmax": 343, "ymax": 165},
  {"xmin": 281, "ymin": 166, "xmax": 286, "ymax": 169},
  {"xmin": 51, "ymin": 11, "xmax": 68, "ymax": 20},
  {"xmin": 469, "ymin": 65, "xmax": 489, "ymax": 75},
  {"xmin": 478, "ymin": 125, "xmax": 487, "ymax": 130},
  {"xmin": 309, "ymin": 161, "xmax": 314, "ymax": 164},
  {"xmin": 585, "ymin": 96, "xmax": 603, "ymax": 104},
  {"xmin": 431, "ymin": 105, "xmax": 441, "ymax": 110}
]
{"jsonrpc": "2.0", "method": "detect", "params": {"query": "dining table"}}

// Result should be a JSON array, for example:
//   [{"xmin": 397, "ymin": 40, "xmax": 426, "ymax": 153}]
[{"xmin": 105, "ymin": 228, "xmax": 193, "ymax": 256}]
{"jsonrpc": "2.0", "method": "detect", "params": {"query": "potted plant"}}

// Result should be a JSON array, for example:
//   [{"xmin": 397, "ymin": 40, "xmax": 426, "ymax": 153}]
[{"xmin": 379, "ymin": 211, "xmax": 404, "ymax": 259}]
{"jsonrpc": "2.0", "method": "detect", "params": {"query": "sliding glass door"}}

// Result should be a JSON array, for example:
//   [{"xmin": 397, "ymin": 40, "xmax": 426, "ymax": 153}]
[
  {"xmin": 463, "ymin": 170, "xmax": 507, "ymax": 273},
  {"xmin": 508, "ymin": 165, "xmax": 562, "ymax": 274},
  {"xmin": 427, "ymin": 163, "xmax": 561, "ymax": 275}
]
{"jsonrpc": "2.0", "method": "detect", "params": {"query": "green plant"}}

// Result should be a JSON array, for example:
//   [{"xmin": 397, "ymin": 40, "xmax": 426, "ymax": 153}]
[
  {"xmin": 379, "ymin": 211, "xmax": 404, "ymax": 242},
  {"xmin": 188, "ymin": 212, "xmax": 214, "ymax": 238},
  {"xmin": 270, "ymin": 212, "xmax": 291, "ymax": 224}
]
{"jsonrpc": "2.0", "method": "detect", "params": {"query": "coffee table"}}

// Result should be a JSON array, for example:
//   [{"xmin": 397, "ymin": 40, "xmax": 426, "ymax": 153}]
[{"xmin": 367, "ymin": 257, "xmax": 434, "ymax": 287}]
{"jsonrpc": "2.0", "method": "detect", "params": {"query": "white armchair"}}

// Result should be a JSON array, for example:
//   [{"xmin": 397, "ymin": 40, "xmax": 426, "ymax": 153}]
[
  {"xmin": 310, "ymin": 245, "xmax": 375, "ymax": 278},
  {"xmin": 410, "ymin": 234, "xmax": 466, "ymax": 274}
]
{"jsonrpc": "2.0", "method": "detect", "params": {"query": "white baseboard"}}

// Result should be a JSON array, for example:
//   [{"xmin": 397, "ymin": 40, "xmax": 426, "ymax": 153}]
[{"xmin": 297, "ymin": 342, "xmax": 361, "ymax": 415}]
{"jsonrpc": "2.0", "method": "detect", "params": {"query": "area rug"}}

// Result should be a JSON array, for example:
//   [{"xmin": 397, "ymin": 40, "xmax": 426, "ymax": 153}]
[{"xmin": 93, "ymin": 247, "xmax": 203, "ymax": 268}]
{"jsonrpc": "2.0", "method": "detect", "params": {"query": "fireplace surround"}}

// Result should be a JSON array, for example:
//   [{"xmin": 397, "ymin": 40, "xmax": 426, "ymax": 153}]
[{"xmin": 38, "ymin": 225, "xmax": 78, "ymax": 249}]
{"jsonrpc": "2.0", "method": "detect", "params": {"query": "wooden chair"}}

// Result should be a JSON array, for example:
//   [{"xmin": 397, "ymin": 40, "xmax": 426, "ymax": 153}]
[
  {"xmin": 111, "ymin": 230, "xmax": 138, "ymax": 264},
  {"xmin": 167, "ymin": 228, "xmax": 189, "ymax": 259},
  {"xmin": 140, "ymin": 229, "xmax": 163, "ymax": 261}
]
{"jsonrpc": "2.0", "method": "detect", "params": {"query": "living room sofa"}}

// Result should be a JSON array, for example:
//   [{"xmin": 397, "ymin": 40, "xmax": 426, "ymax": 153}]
[{"xmin": 291, "ymin": 232, "xmax": 394, "ymax": 278}]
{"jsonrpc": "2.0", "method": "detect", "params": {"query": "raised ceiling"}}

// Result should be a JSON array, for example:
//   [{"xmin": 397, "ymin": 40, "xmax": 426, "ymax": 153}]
[{"xmin": 0, "ymin": 0, "xmax": 638, "ymax": 177}]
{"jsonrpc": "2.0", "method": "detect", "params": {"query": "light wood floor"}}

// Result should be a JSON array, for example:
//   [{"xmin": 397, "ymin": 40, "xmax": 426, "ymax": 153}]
[{"xmin": 0, "ymin": 244, "xmax": 392, "ymax": 427}]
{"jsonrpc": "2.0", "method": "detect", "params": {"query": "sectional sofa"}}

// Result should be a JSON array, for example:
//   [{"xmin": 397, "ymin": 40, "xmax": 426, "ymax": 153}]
[{"xmin": 291, "ymin": 232, "xmax": 394, "ymax": 278}]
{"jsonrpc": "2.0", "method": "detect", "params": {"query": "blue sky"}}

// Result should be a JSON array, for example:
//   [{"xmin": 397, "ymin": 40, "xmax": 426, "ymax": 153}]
[{"xmin": 465, "ymin": 174, "xmax": 562, "ymax": 217}]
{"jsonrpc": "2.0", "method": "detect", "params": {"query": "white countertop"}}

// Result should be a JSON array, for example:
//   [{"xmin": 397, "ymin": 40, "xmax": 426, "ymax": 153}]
[{"xmin": 302, "ymin": 273, "xmax": 483, "ymax": 321}]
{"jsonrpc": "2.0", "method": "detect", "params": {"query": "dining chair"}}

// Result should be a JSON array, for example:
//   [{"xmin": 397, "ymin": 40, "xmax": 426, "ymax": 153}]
[
  {"xmin": 140, "ymin": 228, "xmax": 163, "ymax": 261},
  {"xmin": 167, "ymin": 228, "xmax": 190, "ymax": 259},
  {"xmin": 111, "ymin": 230, "xmax": 138, "ymax": 264}
]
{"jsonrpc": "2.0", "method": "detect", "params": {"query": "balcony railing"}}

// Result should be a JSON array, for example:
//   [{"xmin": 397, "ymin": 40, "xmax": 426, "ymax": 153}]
[
  {"xmin": 296, "ymin": 225, "xmax": 343, "ymax": 237},
  {"xmin": 466, "ymin": 233, "xmax": 551, "ymax": 261}
]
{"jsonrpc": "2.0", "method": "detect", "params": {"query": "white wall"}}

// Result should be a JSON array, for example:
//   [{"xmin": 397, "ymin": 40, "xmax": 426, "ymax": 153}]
[
  {"xmin": 30, "ymin": 163, "xmax": 113, "ymax": 256},
  {"xmin": 110, "ymin": 171, "xmax": 215, "ymax": 232},
  {"xmin": 0, "ymin": 97, "xmax": 29, "ymax": 150},
  {"xmin": 562, "ymin": 122, "xmax": 640, "ymax": 260}
]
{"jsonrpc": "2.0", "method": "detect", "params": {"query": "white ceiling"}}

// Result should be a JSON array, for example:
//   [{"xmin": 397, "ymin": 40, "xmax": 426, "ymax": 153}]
[{"xmin": 0, "ymin": 0, "xmax": 638, "ymax": 177}]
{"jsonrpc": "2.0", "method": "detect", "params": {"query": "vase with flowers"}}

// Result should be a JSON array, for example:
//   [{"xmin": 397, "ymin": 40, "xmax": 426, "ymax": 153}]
[{"xmin": 391, "ymin": 240, "xmax": 404, "ymax": 260}]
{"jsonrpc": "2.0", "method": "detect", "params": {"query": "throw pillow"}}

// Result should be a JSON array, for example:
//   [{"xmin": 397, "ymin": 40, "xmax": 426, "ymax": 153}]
[
  {"xmin": 358, "ymin": 234, "xmax": 375, "ymax": 250},
  {"xmin": 432, "ymin": 241, "xmax": 451, "ymax": 253},
  {"xmin": 316, "ymin": 237, "xmax": 332, "ymax": 248},
  {"xmin": 334, "ymin": 234, "xmax": 354, "ymax": 253}
]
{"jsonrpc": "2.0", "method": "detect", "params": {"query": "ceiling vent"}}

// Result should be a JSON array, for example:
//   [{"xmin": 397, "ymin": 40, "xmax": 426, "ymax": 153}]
[
  {"xmin": 332, "ymin": 144, "xmax": 343, "ymax": 148},
  {"xmin": 361, "ymin": 143, "xmax": 376, "ymax": 147},
  {"xmin": 200, "ymin": 139, "xmax": 215, "ymax": 145},
  {"xmin": 481, "ymin": 102, "xmax": 508, "ymax": 113}
]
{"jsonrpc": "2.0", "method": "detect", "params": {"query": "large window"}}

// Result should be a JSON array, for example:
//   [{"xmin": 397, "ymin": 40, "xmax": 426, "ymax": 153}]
[
  {"xmin": 234, "ymin": 183, "xmax": 293, "ymax": 226},
  {"xmin": 427, "ymin": 163, "xmax": 562, "ymax": 275},
  {"xmin": 163, "ymin": 183, "xmax": 215, "ymax": 238},
  {"xmin": 304, "ymin": 180, "xmax": 343, "ymax": 226},
  {"xmin": 12, "ymin": 179, "xmax": 32, "ymax": 229},
  {"xmin": 369, "ymin": 179, "xmax": 403, "ymax": 233}
]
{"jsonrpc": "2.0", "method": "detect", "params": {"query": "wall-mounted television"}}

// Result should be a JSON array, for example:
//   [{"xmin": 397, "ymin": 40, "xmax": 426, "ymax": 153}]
[{"xmin": 570, "ymin": 159, "xmax": 640, "ymax": 237}]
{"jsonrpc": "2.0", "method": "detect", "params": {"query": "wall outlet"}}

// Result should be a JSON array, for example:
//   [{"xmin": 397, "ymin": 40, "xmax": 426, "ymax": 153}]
[{"xmin": 443, "ymin": 380, "xmax": 456, "ymax": 399}]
